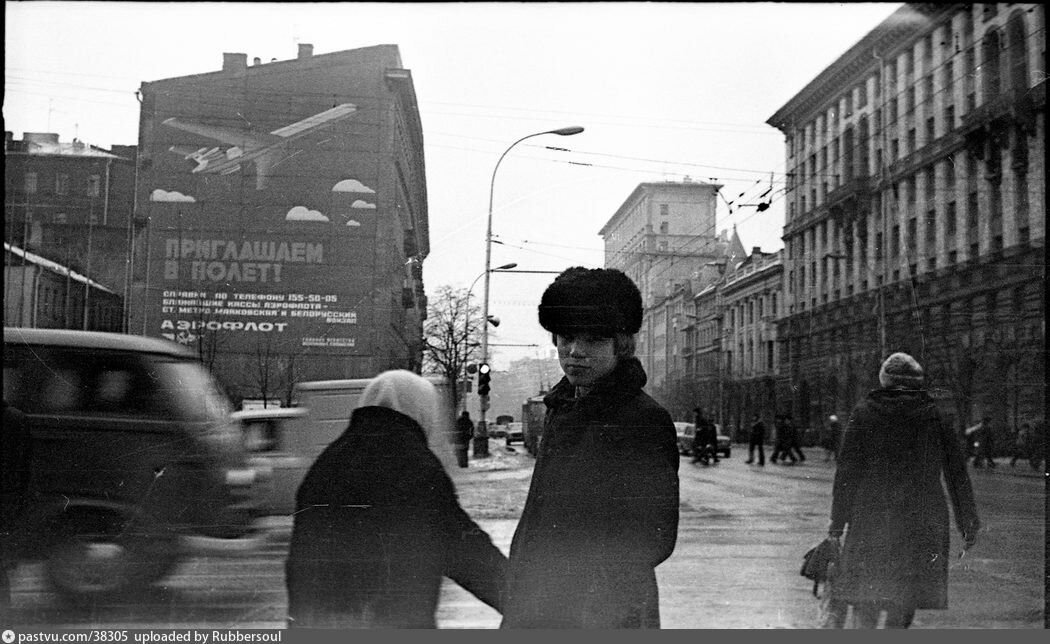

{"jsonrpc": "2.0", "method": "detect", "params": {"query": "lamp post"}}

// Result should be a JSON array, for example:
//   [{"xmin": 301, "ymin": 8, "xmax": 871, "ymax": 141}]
[{"xmin": 479, "ymin": 126, "xmax": 584, "ymax": 438}]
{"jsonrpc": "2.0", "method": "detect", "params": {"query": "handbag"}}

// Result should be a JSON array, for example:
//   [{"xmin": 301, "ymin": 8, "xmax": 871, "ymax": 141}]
[{"xmin": 800, "ymin": 537, "xmax": 841, "ymax": 597}]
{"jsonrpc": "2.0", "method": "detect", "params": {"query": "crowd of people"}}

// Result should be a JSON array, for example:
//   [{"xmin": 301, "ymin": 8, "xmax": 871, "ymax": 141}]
[{"xmin": 6, "ymin": 267, "xmax": 1036, "ymax": 629}]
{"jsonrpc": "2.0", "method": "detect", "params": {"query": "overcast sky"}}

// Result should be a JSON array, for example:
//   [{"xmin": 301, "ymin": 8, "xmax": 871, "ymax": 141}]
[{"xmin": 5, "ymin": 2, "xmax": 901, "ymax": 369}]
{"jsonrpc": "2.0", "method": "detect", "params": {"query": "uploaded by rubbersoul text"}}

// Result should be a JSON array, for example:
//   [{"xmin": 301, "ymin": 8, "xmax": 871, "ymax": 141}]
[{"xmin": 1, "ymin": 631, "xmax": 282, "ymax": 644}]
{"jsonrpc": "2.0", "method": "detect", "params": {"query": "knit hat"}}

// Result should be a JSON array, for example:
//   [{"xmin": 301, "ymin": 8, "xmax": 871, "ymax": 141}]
[
  {"xmin": 538, "ymin": 267, "xmax": 643, "ymax": 336},
  {"xmin": 878, "ymin": 352, "xmax": 924, "ymax": 389}
]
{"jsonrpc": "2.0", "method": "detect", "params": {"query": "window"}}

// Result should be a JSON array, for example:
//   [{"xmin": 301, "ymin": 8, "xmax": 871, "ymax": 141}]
[
  {"xmin": 659, "ymin": 203, "xmax": 669, "ymax": 217},
  {"xmin": 983, "ymin": 30, "xmax": 1003, "ymax": 101},
  {"xmin": 24, "ymin": 172, "xmax": 37, "ymax": 194},
  {"xmin": 55, "ymin": 173, "xmax": 70, "ymax": 195},
  {"xmin": 925, "ymin": 166, "xmax": 936, "ymax": 199},
  {"xmin": 925, "ymin": 209, "xmax": 937, "ymax": 245},
  {"xmin": 907, "ymin": 218, "xmax": 917, "ymax": 252},
  {"xmin": 926, "ymin": 117, "xmax": 936, "ymax": 143},
  {"xmin": 907, "ymin": 129, "xmax": 916, "ymax": 155},
  {"xmin": 1007, "ymin": 15, "xmax": 1029, "ymax": 93},
  {"xmin": 857, "ymin": 82, "xmax": 868, "ymax": 108},
  {"xmin": 946, "ymin": 202, "xmax": 957, "ymax": 236},
  {"xmin": 889, "ymin": 98, "xmax": 898, "ymax": 122},
  {"xmin": 54, "ymin": 212, "xmax": 68, "ymax": 224},
  {"xmin": 87, "ymin": 174, "xmax": 101, "ymax": 197},
  {"xmin": 892, "ymin": 224, "xmax": 901, "ymax": 257},
  {"xmin": 948, "ymin": 250, "xmax": 958, "ymax": 265},
  {"xmin": 659, "ymin": 221, "xmax": 669, "ymax": 234},
  {"xmin": 944, "ymin": 61, "xmax": 954, "ymax": 92},
  {"xmin": 944, "ymin": 105, "xmax": 955, "ymax": 131},
  {"xmin": 968, "ymin": 191, "xmax": 979, "ymax": 228}
]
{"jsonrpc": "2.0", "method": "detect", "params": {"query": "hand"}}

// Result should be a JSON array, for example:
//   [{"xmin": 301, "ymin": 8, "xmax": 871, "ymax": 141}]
[{"xmin": 963, "ymin": 529, "xmax": 977, "ymax": 551}]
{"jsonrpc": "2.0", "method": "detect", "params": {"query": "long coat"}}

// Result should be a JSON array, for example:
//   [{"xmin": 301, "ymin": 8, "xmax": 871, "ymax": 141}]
[
  {"xmin": 285, "ymin": 406, "xmax": 507, "ymax": 628},
  {"xmin": 829, "ymin": 388, "xmax": 979, "ymax": 609},
  {"xmin": 501, "ymin": 358, "xmax": 680, "ymax": 628}
]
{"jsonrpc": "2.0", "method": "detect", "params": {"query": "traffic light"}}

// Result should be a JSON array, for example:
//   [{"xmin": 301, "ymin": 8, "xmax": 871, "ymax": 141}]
[{"xmin": 477, "ymin": 363, "xmax": 491, "ymax": 397}]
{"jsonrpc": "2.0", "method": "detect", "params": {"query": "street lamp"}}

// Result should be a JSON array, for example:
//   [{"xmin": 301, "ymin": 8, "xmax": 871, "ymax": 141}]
[{"xmin": 479, "ymin": 126, "xmax": 584, "ymax": 434}]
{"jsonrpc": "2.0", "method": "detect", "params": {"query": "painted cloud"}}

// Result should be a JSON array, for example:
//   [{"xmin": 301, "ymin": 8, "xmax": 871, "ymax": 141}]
[
  {"xmin": 285, "ymin": 206, "xmax": 329, "ymax": 222},
  {"xmin": 351, "ymin": 200, "xmax": 377, "ymax": 209},
  {"xmin": 151, "ymin": 189, "xmax": 196, "ymax": 202},
  {"xmin": 332, "ymin": 179, "xmax": 375, "ymax": 193},
  {"xmin": 345, "ymin": 219, "xmax": 362, "ymax": 227}
]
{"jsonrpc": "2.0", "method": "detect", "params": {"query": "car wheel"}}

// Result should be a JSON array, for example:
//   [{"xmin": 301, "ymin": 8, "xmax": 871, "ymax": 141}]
[{"xmin": 46, "ymin": 513, "xmax": 178, "ymax": 603}]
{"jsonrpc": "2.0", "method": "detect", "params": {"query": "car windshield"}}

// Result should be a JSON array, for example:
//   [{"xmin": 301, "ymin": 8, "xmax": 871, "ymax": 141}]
[{"xmin": 154, "ymin": 359, "xmax": 233, "ymax": 422}]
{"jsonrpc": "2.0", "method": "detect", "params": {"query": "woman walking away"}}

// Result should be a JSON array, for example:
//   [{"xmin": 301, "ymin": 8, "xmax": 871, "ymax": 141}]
[
  {"xmin": 286, "ymin": 370, "xmax": 507, "ymax": 628},
  {"xmin": 822, "ymin": 353, "xmax": 979, "ymax": 629}
]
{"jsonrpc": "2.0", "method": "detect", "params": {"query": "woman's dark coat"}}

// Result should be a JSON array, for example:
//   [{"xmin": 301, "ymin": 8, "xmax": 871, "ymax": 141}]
[
  {"xmin": 829, "ymin": 388, "xmax": 979, "ymax": 609},
  {"xmin": 501, "ymin": 358, "xmax": 680, "ymax": 628},
  {"xmin": 285, "ymin": 406, "xmax": 507, "ymax": 628}
]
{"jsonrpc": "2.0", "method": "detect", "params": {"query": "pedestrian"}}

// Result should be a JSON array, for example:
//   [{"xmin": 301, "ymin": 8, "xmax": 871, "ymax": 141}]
[
  {"xmin": 785, "ymin": 413, "xmax": 807, "ymax": 463},
  {"xmin": 285, "ymin": 370, "xmax": 508, "ymax": 628},
  {"xmin": 692, "ymin": 409, "xmax": 718, "ymax": 465},
  {"xmin": 822, "ymin": 352, "xmax": 980, "ymax": 629},
  {"xmin": 502, "ymin": 267, "xmax": 680, "ymax": 629},
  {"xmin": 1009, "ymin": 423, "xmax": 1031, "ymax": 467},
  {"xmin": 771, "ymin": 413, "xmax": 797, "ymax": 465},
  {"xmin": 454, "ymin": 410, "xmax": 474, "ymax": 468},
  {"xmin": 745, "ymin": 413, "xmax": 766, "ymax": 466},
  {"xmin": 969, "ymin": 417, "xmax": 996, "ymax": 468},
  {"xmin": 822, "ymin": 415, "xmax": 843, "ymax": 461},
  {"xmin": 1, "ymin": 400, "xmax": 33, "ymax": 614}
]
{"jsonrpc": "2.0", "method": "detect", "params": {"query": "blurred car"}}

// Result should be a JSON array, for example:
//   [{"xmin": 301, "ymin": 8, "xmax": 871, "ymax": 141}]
[
  {"xmin": 2, "ymin": 327, "xmax": 267, "ymax": 603},
  {"xmin": 231, "ymin": 406, "xmax": 310, "ymax": 517},
  {"xmin": 505, "ymin": 421, "xmax": 524, "ymax": 444}
]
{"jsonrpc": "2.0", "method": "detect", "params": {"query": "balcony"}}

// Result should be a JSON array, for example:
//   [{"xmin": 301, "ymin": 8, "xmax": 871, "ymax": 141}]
[{"xmin": 960, "ymin": 84, "xmax": 1045, "ymax": 136}]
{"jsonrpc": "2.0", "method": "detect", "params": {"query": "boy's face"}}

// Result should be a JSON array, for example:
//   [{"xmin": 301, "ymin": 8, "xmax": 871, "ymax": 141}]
[{"xmin": 556, "ymin": 333, "xmax": 618, "ymax": 389}]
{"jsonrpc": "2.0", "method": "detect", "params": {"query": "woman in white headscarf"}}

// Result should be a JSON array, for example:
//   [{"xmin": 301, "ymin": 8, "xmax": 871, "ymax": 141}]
[{"xmin": 285, "ymin": 370, "xmax": 507, "ymax": 628}]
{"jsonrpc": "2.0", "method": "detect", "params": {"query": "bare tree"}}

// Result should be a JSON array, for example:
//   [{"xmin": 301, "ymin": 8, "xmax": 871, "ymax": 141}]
[
  {"xmin": 422, "ymin": 285, "xmax": 482, "ymax": 415},
  {"xmin": 252, "ymin": 333, "xmax": 281, "ymax": 408}
]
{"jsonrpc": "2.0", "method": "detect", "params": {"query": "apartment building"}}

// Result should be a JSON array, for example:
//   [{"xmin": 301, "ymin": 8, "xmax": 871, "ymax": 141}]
[
  {"xmin": 599, "ymin": 180, "xmax": 728, "ymax": 387},
  {"xmin": 767, "ymin": 4, "xmax": 1045, "ymax": 433},
  {"xmin": 4, "ymin": 132, "xmax": 137, "ymax": 327},
  {"xmin": 132, "ymin": 44, "xmax": 429, "ymax": 400}
]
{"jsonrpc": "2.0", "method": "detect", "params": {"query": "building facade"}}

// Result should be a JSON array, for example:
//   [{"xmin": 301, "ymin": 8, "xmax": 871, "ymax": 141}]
[
  {"xmin": 767, "ymin": 4, "xmax": 1045, "ymax": 436},
  {"xmin": 599, "ymin": 181, "xmax": 728, "ymax": 386},
  {"xmin": 4, "ymin": 131, "xmax": 137, "ymax": 328},
  {"xmin": 718, "ymin": 248, "xmax": 783, "ymax": 439},
  {"xmin": 130, "ymin": 44, "xmax": 429, "ymax": 401}
]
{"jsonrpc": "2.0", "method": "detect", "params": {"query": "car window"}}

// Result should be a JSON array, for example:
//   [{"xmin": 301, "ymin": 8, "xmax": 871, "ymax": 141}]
[
  {"xmin": 243, "ymin": 420, "xmax": 280, "ymax": 452},
  {"xmin": 156, "ymin": 359, "xmax": 233, "ymax": 421}
]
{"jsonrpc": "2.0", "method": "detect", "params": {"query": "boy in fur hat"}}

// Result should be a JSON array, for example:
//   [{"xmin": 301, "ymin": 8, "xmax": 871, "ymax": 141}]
[{"xmin": 501, "ymin": 267, "xmax": 680, "ymax": 629}]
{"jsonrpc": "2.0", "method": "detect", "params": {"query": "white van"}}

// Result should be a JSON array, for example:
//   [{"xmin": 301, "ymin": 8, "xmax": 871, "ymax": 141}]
[{"xmin": 242, "ymin": 376, "xmax": 452, "ymax": 516}]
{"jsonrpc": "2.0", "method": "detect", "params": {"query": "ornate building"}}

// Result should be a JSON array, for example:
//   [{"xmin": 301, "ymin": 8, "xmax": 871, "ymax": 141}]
[{"xmin": 767, "ymin": 4, "xmax": 1045, "ymax": 437}]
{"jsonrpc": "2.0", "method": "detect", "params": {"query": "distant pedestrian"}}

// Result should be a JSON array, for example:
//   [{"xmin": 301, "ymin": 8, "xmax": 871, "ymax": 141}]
[
  {"xmin": 502, "ymin": 267, "xmax": 679, "ymax": 628},
  {"xmin": 785, "ymin": 413, "xmax": 806, "ymax": 463},
  {"xmin": 455, "ymin": 410, "xmax": 474, "ymax": 468},
  {"xmin": 692, "ymin": 410, "xmax": 719, "ymax": 465},
  {"xmin": 822, "ymin": 415, "xmax": 843, "ymax": 461},
  {"xmin": 745, "ymin": 413, "xmax": 766, "ymax": 466},
  {"xmin": 969, "ymin": 417, "xmax": 996, "ymax": 468},
  {"xmin": 1, "ymin": 400, "xmax": 33, "ymax": 614},
  {"xmin": 822, "ymin": 352, "xmax": 980, "ymax": 629},
  {"xmin": 286, "ymin": 370, "xmax": 507, "ymax": 628},
  {"xmin": 771, "ymin": 413, "xmax": 797, "ymax": 465},
  {"xmin": 1009, "ymin": 423, "xmax": 1031, "ymax": 467}
]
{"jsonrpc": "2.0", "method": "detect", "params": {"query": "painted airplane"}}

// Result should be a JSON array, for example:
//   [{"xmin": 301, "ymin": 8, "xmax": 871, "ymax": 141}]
[{"xmin": 163, "ymin": 103, "xmax": 356, "ymax": 189}]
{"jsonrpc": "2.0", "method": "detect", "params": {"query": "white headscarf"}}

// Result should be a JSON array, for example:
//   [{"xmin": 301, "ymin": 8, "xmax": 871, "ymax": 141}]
[{"xmin": 358, "ymin": 370, "xmax": 440, "ymax": 438}]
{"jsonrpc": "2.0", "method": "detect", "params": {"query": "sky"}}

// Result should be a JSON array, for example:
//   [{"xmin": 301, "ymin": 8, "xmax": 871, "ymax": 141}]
[{"xmin": 4, "ymin": 1, "xmax": 902, "ymax": 369}]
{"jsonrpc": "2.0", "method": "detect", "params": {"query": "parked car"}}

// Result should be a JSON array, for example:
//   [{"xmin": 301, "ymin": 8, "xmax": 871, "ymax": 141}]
[
  {"xmin": 505, "ymin": 421, "xmax": 524, "ymax": 445},
  {"xmin": 2, "ymin": 327, "xmax": 268, "ymax": 602},
  {"xmin": 675, "ymin": 421, "xmax": 731, "ymax": 458},
  {"xmin": 715, "ymin": 425, "xmax": 732, "ymax": 458},
  {"xmin": 674, "ymin": 422, "xmax": 696, "ymax": 455},
  {"xmin": 231, "ymin": 406, "xmax": 310, "ymax": 517},
  {"xmin": 489, "ymin": 422, "xmax": 509, "ymax": 439}
]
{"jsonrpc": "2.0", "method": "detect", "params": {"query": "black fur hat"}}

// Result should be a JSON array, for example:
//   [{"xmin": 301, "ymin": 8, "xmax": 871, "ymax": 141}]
[{"xmin": 538, "ymin": 267, "xmax": 643, "ymax": 336}]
